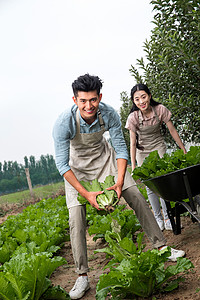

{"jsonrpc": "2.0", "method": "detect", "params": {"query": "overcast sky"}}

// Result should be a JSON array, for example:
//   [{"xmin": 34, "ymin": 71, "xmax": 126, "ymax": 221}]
[{"xmin": 0, "ymin": 0, "xmax": 154, "ymax": 164}]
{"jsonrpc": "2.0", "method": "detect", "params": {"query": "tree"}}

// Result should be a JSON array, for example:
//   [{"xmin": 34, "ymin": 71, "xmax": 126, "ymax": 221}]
[
  {"xmin": 0, "ymin": 162, "xmax": 2, "ymax": 180},
  {"xmin": 29, "ymin": 155, "xmax": 36, "ymax": 170},
  {"xmin": 129, "ymin": 0, "xmax": 200, "ymax": 144},
  {"xmin": 0, "ymin": 179, "xmax": 11, "ymax": 193},
  {"xmin": 24, "ymin": 156, "xmax": 29, "ymax": 168},
  {"xmin": 0, "ymin": 154, "xmax": 62, "ymax": 195},
  {"xmin": 3, "ymin": 161, "xmax": 7, "ymax": 177}
]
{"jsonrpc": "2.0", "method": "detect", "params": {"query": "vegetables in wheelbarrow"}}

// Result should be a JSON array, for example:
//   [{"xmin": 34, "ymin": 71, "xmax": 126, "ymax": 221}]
[
  {"xmin": 132, "ymin": 146, "xmax": 200, "ymax": 181},
  {"xmin": 77, "ymin": 175, "xmax": 119, "ymax": 211}
]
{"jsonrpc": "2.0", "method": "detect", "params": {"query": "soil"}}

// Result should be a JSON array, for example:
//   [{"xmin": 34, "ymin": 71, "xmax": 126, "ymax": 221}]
[
  {"xmin": 1, "ymin": 201, "xmax": 200, "ymax": 300},
  {"xmin": 51, "ymin": 215, "xmax": 200, "ymax": 300}
]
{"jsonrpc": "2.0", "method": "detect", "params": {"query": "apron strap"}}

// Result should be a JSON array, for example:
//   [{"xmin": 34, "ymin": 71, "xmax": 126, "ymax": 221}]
[
  {"xmin": 152, "ymin": 106, "xmax": 160, "ymax": 123},
  {"xmin": 76, "ymin": 109, "xmax": 81, "ymax": 134},
  {"xmin": 152, "ymin": 106, "xmax": 165, "ymax": 135},
  {"xmin": 97, "ymin": 109, "xmax": 105, "ymax": 128},
  {"xmin": 138, "ymin": 110, "xmax": 143, "ymax": 128}
]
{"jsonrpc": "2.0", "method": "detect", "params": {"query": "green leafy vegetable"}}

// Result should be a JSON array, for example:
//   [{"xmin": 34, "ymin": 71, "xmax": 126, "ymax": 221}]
[
  {"xmin": 94, "ymin": 216, "xmax": 194, "ymax": 299},
  {"xmin": 88, "ymin": 206, "xmax": 141, "ymax": 241},
  {"xmin": 77, "ymin": 175, "xmax": 119, "ymax": 211},
  {"xmin": 96, "ymin": 243, "xmax": 194, "ymax": 299},
  {"xmin": 0, "ymin": 196, "xmax": 69, "ymax": 299},
  {"xmin": 132, "ymin": 146, "xmax": 200, "ymax": 181},
  {"xmin": 41, "ymin": 284, "xmax": 70, "ymax": 299},
  {"xmin": 0, "ymin": 252, "xmax": 67, "ymax": 300}
]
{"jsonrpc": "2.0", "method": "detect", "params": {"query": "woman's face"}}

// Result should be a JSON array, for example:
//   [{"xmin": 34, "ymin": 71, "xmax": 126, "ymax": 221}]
[{"xmin": 133, "ymin": 90, "xmax": 151, "ymax": 112}]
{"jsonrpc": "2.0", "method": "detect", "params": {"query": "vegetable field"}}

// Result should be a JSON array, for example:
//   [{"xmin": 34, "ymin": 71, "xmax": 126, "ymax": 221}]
[
  {"xmin": 0, "ymin": 193, "xmax": 199, "ymax": 299},
  {"xmin": 51, "ymin": 209, "xmax": 200, "ymax": 300}
]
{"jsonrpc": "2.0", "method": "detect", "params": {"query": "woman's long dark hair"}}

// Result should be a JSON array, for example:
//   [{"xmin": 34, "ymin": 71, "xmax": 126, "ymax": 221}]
[{"xmin": 129, "ymin": 83, "xmax": 166, "ymax": 150}]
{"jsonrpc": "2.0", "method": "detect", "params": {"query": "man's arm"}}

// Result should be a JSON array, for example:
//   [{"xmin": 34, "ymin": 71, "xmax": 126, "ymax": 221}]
[
  {"xmin": 107, "ymin": 109, "xmax": 129, "ymax": 161},
  {"xmin": 63, "ymin": 170, "xmax": 102, "ymax": 210},
  {"xmin": 104, "ymin": 107, "xmax": 129, "ymax": 198},
  {"xmin": 106, "ymin": 158, "xmax": 127, "ymax": 199},
  {"xmin": 116, "ymin": 158, "xmax": 127, "ymax": 198}
]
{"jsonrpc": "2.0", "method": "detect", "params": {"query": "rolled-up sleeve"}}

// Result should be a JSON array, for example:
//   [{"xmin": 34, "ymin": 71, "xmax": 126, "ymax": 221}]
[
  {"xmin": 108, "ymin": 109, "xmax": 129, "ymax": 161},
  {"xmin": 157, "ymin": 105, "xmax": 172, "ymax": 123},
  {"xmin": 125, "ymin": 112, "xmax": 138, "ymax": 132},
  {"xmin": 52, "ymin": 111, "xmax": 75, "ymax": 176}
]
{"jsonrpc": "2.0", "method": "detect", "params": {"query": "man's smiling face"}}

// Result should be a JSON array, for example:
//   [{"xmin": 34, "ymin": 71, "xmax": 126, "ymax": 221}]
[{"xmin": 73, "ymin": 90, "xmax": 102, "ymax": 124}]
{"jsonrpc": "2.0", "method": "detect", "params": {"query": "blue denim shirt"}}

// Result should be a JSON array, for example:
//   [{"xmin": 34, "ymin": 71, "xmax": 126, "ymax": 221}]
[{"xmin": 52, "ymin": 102, "xmax": 129, "ymax": 176}]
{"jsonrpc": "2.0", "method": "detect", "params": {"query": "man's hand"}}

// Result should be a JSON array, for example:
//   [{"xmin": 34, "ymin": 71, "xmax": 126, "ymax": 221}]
[
  {"xmin": 63, "ymin": 170, "xmax": 103, "ymax": 210},
  {"xmin": 86, "ymin": 191, "xmax": 103, "ymax": 210},
  {"xmin": 107, "ymin": 182, "xmax": 123, "ymax": 199}
]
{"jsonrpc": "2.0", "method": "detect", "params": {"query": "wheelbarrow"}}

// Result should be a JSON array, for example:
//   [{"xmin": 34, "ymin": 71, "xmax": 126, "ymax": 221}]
[{"xmin": 143, "ymin": 164, "xmax": 200, "ymax": 235}]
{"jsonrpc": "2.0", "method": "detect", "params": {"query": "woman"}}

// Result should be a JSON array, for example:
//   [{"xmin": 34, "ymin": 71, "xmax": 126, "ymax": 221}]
[{"xmin": 125, "ymin": 83, "xmax": 187, "ymax": 231}]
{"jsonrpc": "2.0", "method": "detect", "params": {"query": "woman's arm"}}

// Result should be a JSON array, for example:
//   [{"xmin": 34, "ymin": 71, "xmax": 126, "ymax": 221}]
[
  {"xmin": 130, "ymin": 130, "xmax": 137, "ymax": 170},
  {"xmin": 166, "ymin": 120, "xmax": 187, "ymax": 154}
]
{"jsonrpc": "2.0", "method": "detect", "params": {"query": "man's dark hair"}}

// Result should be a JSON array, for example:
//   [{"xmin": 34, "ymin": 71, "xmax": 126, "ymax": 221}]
[{"xmin": 72, "ymin": 73, "xmax": 103, "ymax": 97}]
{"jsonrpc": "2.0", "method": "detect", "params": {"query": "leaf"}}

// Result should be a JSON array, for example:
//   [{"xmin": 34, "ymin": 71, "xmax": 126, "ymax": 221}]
[
  {"xmin": 163, "ymin": 277, "xmax": 184, "ymax": 292},
  {"xmin": 90, "ymin": 179, "xmax": 102, "ymax": 192},
  {"xmin": 100, "ymin": 175, "xmax": 115, "ymax": 189},
  {"xmin": 0, "ymin": 273, "xmax": 19, "ymax": 300},
  {"xmin": 119, "ymin": 237, "xmax": 137, "ymax": 254},
  {"xmin": 4, "ymin": 272, "xmax": 30, "ymax": 300},
  {"xmin": 166, "ymin": 257, "xmax": 194, "ymax": 275},
  {"xmin": 13, "ymin": 229, "xmax": 28, "ymax": 243},
  {"xmin": 0, "ymin": 238, "xmax": 18, "ymax": 263},
  {"xmin": 41, "ymin": 285, "xmax": 70, "ymax": 299}
]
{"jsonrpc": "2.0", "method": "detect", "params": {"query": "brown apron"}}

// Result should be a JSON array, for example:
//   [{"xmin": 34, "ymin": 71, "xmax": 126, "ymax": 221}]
[
  {"xmin": 136, "ymin": 107, "xmax": 166, "ymax": 166},
  {"xmin": 65, "ymin": 109, "xmax": 133, "ymax": 208}
]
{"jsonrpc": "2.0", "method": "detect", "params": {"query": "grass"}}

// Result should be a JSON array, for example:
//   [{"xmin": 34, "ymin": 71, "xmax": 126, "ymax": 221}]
[
  {"xmin": 0, "ymin": 181, "xmax": 65, "ymax": 205},
  {"xmin": 0, "ymin": 167, "xmax": 132, "ymax": 206}
]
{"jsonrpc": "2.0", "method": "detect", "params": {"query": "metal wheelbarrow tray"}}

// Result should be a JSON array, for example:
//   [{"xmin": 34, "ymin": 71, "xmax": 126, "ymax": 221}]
[{"xmin": 143, "ymin": 164, "xmax": 200, "ymax": 234}]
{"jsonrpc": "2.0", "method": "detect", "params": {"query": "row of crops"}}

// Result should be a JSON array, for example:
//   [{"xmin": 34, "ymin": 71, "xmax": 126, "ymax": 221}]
[
  {"xmin": 87, "ymin": 205, "xmax": 193, "ymax": 299},
  {"xmin": 0, "ymin": 195, "xmax": 194, "ymax": 299},
  {"xmin": 0, "ymin": 196, "xmax": 70, "ymax": 299}
]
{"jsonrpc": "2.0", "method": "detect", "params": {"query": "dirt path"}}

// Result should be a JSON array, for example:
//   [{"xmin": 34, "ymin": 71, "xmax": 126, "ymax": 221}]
[{"xmin": 51, "ymin": 216, "xmax": 200, "ymax": 300}]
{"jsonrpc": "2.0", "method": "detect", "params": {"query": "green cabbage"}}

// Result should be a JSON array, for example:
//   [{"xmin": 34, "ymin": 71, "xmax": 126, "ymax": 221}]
[
  {"xmin": 132, "ymin": 146, "xmax": 200, "ymax": 181},
  {"xmin": 77, "ymin": 175, "xmax": 119, "ymax": 211}
]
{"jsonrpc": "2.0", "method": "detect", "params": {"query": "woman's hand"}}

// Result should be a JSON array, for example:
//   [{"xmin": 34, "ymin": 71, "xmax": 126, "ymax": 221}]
[{"xmin": 183, "ymin": 148, "xmax": 187, "ymax": 154}]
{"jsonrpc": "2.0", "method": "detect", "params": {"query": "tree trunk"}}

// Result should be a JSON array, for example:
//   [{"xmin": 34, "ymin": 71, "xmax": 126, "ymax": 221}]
[{"xmin": 25, "ymin": 168, "xmax": 34, "ymax": 197}]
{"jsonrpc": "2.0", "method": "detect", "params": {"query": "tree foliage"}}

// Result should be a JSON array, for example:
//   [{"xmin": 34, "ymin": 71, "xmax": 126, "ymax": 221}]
[
  {"xmin": 0, "ymin": 155, "xmax": 62, "ymax": 195},
  {"xmin": 129, "ymin": 0, "xmax": 200, "ymax": 143}
]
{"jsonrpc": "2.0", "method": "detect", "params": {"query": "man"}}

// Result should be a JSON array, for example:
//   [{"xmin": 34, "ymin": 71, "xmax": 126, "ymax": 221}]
[{"xmin": 53, "ymin": 74, "xmax": 185, "ymax": 299}]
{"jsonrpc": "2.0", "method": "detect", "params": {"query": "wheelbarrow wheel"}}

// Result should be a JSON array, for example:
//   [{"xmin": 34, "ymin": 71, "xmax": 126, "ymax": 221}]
[
  {"xmin": 194, "ymin": 194, "xmax": 200, "ymax": 220},
  {"xmin": 193, "ymin": 195, "xmax": 200, "ymax": 230}
]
